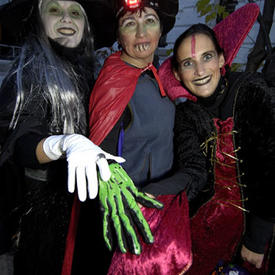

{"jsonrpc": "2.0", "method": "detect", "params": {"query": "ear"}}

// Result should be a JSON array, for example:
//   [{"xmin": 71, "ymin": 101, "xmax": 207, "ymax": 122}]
[
  {"xmin": 173, "ymin": 68, "xmax": 181, "ymax": 82},
  {"xmin": 219, "ymin": 53, "xmax": 225, "ymax": 68}
]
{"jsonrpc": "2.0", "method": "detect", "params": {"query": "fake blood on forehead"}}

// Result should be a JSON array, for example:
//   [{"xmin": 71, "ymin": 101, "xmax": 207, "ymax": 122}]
[{"xmin": 191, "ymin": 34, "xmax": 196, "ymax": 58}]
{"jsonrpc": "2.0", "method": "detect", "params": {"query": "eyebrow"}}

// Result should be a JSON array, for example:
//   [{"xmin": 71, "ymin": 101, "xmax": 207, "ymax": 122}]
[
  {"xmin": 44, "ymin": 0, "xmax": 61, "ymax": 10},
  {"xmin": 144, "ymin": 13, "xmax": 159, "ymax": 20},
  {"xmin": 178, "ymin": 50, "xmax": 216, "ymax": 63},
  {"xmin": 120, "ymin": 15, "xmax": 135, "ymax": 25},
  {"xmin": 46, "ymin": 0, "xmax": 59, "ymax": 6},
  {"xmin": 68, "ymin": 3, "xmax": 82, "ymax": 9},
  {"xmin": 120, "ymin": 12, "xmax": 159, "ymax": 25}
]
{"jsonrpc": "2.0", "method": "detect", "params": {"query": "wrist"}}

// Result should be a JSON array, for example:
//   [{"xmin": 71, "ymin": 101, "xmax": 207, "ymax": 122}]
[{"xmin": 43, "ymin": 135, "xmax": 67, "ymax": 160}]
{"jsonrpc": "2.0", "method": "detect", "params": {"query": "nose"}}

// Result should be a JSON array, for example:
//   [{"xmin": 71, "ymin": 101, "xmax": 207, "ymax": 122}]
[
  {"xmin": 136, "ymin": 23, "xmax": 146, "ymax": 38},
  {"xmin": 194, "ymin": 62, "xmax": 205, "ymax": 76},
  {"xmin": 60, "ymin": 12, "xmax": 72, "ymax": 23}
]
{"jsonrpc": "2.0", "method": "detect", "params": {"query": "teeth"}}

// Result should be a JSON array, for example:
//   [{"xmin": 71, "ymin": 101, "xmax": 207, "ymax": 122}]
[
  {"xmin": 57, "ymin": 28, "xmax": 75, "ymax": 35},
  {"xmin": 193, "ymin": 76, "xmax": 211, "ymax": 85},
  {"xmin": 135, "ymin": 43, "xmax": 149, "ymax": 52}
]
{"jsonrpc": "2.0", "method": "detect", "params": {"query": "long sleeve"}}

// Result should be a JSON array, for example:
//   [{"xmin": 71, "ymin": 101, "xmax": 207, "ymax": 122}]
[
  {"xmin": 142, "ymin": 101, "xmax": 209, "ymax": 200},
  {"xmin": 233, "ymin": 75, "xmax": 275, "ymax": 253},
  {"xmin": 0, "ymin": 69, "xmax": 49, "ymax": 167},
  {"xmin": 243, "ymin": 213, "xmax": 274, "ymax": 254},
  {"xmin": 234, "ymin": 75, "xmax": 275, "ymax": 223}
]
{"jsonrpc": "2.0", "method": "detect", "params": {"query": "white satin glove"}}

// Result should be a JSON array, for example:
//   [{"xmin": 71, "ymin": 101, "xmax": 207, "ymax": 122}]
[{"xmin": 43, "ymin": 134, "xmax": 125, "ymax": 201}]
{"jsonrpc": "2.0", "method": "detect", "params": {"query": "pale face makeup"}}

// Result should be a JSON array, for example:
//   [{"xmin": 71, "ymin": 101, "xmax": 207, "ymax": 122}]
[
  {"xmin": 117, "ymin": 7, "xmax": 161, "ymax": 68},
  {"xmin": 174, "ymin": 33, "xmax": 225, "ymax": 98},
  {"xmin": 40, "ymin": 0, "xmax": 85, "ymax": 48}
]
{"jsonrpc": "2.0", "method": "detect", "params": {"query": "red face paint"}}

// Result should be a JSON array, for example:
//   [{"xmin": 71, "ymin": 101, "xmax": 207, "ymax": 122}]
[{"xmin": 191, "ymin": 34, "xmax": 196, "ymax": 58}]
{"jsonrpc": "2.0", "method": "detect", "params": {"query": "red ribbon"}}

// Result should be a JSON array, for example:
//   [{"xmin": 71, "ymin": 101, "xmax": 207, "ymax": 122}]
[{"xmin": 142, "ymin": 63, "xmax": 166, "ymax": 97}]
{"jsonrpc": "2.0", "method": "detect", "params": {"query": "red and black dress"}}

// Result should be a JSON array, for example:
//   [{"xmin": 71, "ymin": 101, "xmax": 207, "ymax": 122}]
[{"xmin": 173, "ymin": 72, "xmax": 275, "ymax": 275}]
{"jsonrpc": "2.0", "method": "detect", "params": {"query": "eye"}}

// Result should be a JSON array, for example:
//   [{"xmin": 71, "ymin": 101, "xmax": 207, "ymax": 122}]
[
  {"xmin": 72, "ymin": 11, "xmax": 79, "ymax": 16},
  {"xmin": 70, "ymin": 10, "xmax": 81, "ymax": 18},
  {"xmin": 182, "ymin": 60, "xmax": 193, "ymax": 67},
  {"xmin": 48, "ymin": 6, "xmax": 62, "ymax": 15},
  {"xmin": 179, "ymin": 59, "xmax": 194, "ymax": 71},
  {"xmin": 126, "ymin": 21, "xmax": 136, "ymax": 27},
  {"xmin": 203, "ymin": 52, "xmax": 214, "ymax": 62},
  {"xmin": 121, "ymin": 19, "xmax": 136, "ymax": 29},
  {"xmin": 146, "ymin": 17, "xmax": 157, "ymax": 24},
  {"xmin": 69, "ymin": 5, "xmax": 83, "ymax": 19}
]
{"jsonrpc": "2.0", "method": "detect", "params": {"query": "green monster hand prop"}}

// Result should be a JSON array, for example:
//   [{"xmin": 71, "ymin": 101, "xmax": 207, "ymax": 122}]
[{"xmin": 98, "ymin": 163, "xmax": 163, "ymax": 255}]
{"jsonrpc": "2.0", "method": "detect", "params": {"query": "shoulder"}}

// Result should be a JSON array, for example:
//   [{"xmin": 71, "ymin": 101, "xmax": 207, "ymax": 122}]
[
  {"xmin": 227, "ymin": 72, "xmax": 274, "ymax": 107},
  {"xmin": 236, "ymin": 72, "xmax": 274, "ymax": 101},
  {"xmin": 175, "ymin": 101, "xmax": 215, "ymax": 137},
  {"xmin": 227, "ymin": 71, "xmax": 265, "ymax": 88},
  {"xmin": 176, "ymin": 100, "xmax": 209, "ymax": 121},
  {"xmin": 234, "ymin": 72, "xmax": 275, "ymax": 131},
  {"xmin": 229, "ymin": 71, "xmax": 269, "ymax": 89}
]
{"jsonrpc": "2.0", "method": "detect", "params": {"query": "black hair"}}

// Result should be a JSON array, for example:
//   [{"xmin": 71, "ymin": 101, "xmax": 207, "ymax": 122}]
[{"xmin": 171, "ymin": 23, "xmax": 224, "ymax": 71}]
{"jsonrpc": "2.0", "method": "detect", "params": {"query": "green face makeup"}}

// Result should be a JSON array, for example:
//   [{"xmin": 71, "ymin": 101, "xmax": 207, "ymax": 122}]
[
  {"xmin": 40, "ymin": 0, "xmax": 85, "ymax": 48},
  {"xmin": 119, "ymin": 12, "xmax": 160, "ymax": 34},
  {"xmin": 43, "ymin": 1, "xmax": 84, "ymax": 20}
]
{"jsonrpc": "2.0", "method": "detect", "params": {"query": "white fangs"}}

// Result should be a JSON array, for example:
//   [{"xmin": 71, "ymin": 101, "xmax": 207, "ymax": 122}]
[{"xmin": 135, "ymin": 43, "xmax": 150, "ymax": 52}]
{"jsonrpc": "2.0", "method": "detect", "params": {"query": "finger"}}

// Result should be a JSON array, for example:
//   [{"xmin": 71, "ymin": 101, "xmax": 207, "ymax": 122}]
[
  {"xmin": 123, "ymin": 191, "xmax": 154, "ymax": 244},
  {"xmin": 255, "ymin": 256, "xmax": 264, "ymax": 269},
  {"xmin": 86, "ymin": 163, "xmax": 98, "ymax": 199},
  {"xmin": 117, "ymin": 204, "xmax": 141, "ymax": 254},
  {"xmin": 110, "ymin": 182, "xmax": 134, "ymax": 254},
  {"xmin": 114, "ymin": 166, "xmax": 162, "ymax": 209},
  {"xmin": 99, "ymin": 178, "xmax": 128, "ymax": 253},
  {"xmin": 110, "ymin": 200, "xmax": 127, "ymax": 253},
  {"xmin": 99, "ymin": 181, "xmax": 112, "ymax": 250},
  {"xmin": 133, "ymin": 190, "xmax": 163, "ymax": 209},
  {"xmin": 76, "ymin": 166, "xmax": 87, "ymax": 202},
  {"xmin": 67, "ymin": 163, "xmax": 76, "ymax": 194},
  {"xmin": 102, "ymin": 206, "xmax": 113, "ymax": 251},
  {"xmin": 104, "ymin": 153, "xmax": 126, "ymax": 164},
  {"xmin": 122, "ymin": 219, "xmax": 141, "ymax": 255},
  {"xmin": 97, "ymin": 158, "xmax": 111, "ymax": 181},
  {"xmin": 115, "ymin": 189, "xmax": 142, "ymax": 254},
  {"xmin": 256, "ymin": 262, "xmax": 262, "ymax": 269}
]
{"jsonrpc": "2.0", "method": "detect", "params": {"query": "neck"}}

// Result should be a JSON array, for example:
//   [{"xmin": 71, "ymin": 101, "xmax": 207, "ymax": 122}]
[
  {"xmin": 196, "ymin": 76, "xmax": 228, "ymax": 117},
  {"xmin": 49, "ymin": 38, "xmax": 85, "ymax": 60},
  {"xmin": 120, "ymin": 51, "xmax": 154, "ymax": 68}
]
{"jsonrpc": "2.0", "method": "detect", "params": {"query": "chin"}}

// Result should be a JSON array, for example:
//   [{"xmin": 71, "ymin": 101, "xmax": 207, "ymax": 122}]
[
  {"xmin": 194, "ymin": 85, "xmax": 216, "ymax": 97},
  {"xmin": 201, "ymin": 92, "xmax": 213, "ymax": 97}
]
